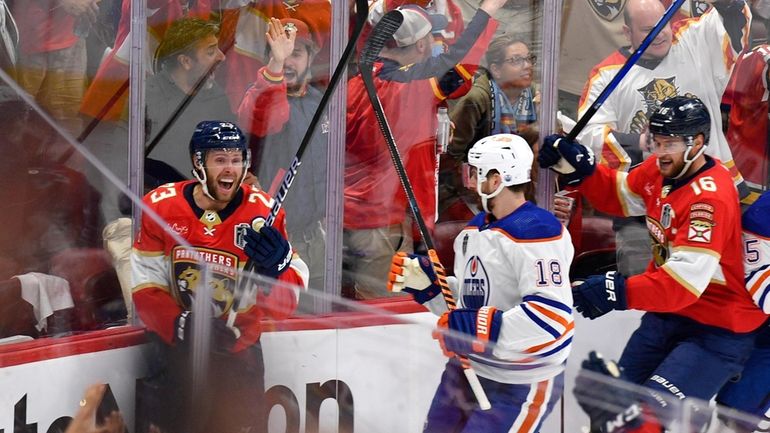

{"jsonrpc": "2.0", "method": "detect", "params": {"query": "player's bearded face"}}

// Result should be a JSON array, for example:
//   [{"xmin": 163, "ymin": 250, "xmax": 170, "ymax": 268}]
[
  {"xmin": 204, "ymin": 150, "xmax": 244, "ymax": 201},
  {"xmin": 651, "ymin": 136, "xmax": 688, "ymax": 178}
]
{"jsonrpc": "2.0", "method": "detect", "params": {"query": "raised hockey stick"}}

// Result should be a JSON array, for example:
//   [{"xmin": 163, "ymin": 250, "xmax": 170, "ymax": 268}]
[
  {"xmin": 227, "ymin": 0, "xmax": 369, "ymax": 327},
  {"xmin": 358, "ymin": 10, "xmax": 491, "ymax": 411},
  {"xmin": 565, "ymin": 0, "xmax": 686, "ymax": 141}
]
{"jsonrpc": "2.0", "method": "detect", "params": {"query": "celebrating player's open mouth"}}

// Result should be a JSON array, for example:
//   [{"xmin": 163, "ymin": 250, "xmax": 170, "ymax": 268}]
[{"xmin": 214, "ymin": 175, "xmax": 236, "ymax": 200}]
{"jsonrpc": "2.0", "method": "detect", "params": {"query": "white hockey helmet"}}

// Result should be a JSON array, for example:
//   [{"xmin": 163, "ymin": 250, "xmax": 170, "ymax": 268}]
[{"xmin": 467, "ymin": 134, "xmax": 532, "ymax": 212}]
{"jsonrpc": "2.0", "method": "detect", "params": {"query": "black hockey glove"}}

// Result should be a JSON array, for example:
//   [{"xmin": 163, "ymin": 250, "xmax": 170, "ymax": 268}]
[
  {"xmin": 539, "ymin": 134, "xmax": 596, "ymax": 185},
  {"xmin": 574, "ymin": 351, "xmax": 644, "ymax": 433},
  {"xmin": 173, "ymin": 311, "xmax": 238, "ymax": 354},
  {"xmin": 243, "ymin": 226, "xmax": 292, "ymax": 279},
  {"xmin": 572, "ymin": 271, "xmax": 628, "ymax": 320}
]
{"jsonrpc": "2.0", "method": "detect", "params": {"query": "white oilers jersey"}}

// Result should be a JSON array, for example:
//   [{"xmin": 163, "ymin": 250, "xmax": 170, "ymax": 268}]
[
  {"xmin": 578, "ymin": 4, "xmax": 748, "ymax": 185},
  {"xmin": 452, "ymin": 202, "xmax": 575, "ymax": 384},
  {"xmin": 743, "ymin": 191, "xmax": 770, "ymax": 313}
]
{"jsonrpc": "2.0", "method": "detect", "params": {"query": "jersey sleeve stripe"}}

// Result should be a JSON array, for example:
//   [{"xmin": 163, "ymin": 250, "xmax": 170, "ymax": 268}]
[
  {"xmin": 429, "ymin": 77, "xmax": 447, "ymax": 101},
  {"xmin": 525, "ymin": 322, "xmax": 574, "ymax": 354},
  {"xmin": 131, "ymin": 248, "xmax": 165, "ymax": 257},
  {"xmin": 757, "ymin": 286, "xmax": 770, "ymax": 313},
  {"xmin": 131, "ymin": 282, "xmax": 170, "ymax": 294},
  {"xmin": 521, "ymin": 304, "xmax": 561, "ymax": 339},
  {"xmin": 661, "ymin": 264, "xmax": 703, "ymax": 298},
  {"xmin": 528, "ymin": 302, "xmax": 572, "ymax": 329},
  {"xmin": 748, "ymin": 266, "xmax": 770, "ymax": 296},
  {"xmin": 522, "ymin": 295, "xmax": 572, "ymax": 314},
  {"xmin": 603, "ymin": 127, "xmax": 631, "ymax": 172},
  {"xmin": 673, "ymin": 245, "xmax": 722, "ymax": 260},
  {"xmin": 615, "ymin": 171, "xmax": 646, "ymax": 217},
  {"xmin": 455, "ymin": 64, "xmax": 472, "ymax": 80}
]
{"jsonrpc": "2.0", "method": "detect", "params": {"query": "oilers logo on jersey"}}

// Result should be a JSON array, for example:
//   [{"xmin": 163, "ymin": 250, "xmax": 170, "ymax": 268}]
[{"xmin": 462, "ymin": 256, "xmax": 490, "ymax": 309}]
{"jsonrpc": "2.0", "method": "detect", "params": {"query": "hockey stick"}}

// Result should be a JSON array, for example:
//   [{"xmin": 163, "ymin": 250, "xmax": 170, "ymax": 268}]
[
  {"xmin": 358, "ymin": 10, "xmax": 491, "ymax": 411},
  {"xmin": 227, "ymin": 0, "xmax": 369, "ymax": 327},
  {"xmin": 565, "ymin": 0, "xmax": 685, "ymax": 141}
]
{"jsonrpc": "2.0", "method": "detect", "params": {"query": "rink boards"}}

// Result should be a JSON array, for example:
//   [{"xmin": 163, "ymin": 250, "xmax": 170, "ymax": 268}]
[{"xmin": 0, "ymin": 307, "xmax": 447, "ymax": 433}]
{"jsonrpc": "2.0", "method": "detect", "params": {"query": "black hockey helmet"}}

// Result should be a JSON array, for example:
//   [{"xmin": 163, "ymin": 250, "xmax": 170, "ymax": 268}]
[
  {"xmin": 648, "ymin": 96, "xmax": 711, "ymax": 144},
  {"xmin": 189, "ymin": 120, "xmax": 251, "ymax": 200}
]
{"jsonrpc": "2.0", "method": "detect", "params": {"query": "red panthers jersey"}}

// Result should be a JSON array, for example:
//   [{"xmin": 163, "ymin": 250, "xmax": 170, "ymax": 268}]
[
  {"xmin": 131, "ymin": 180, "xmax": 309, "ymax": 351},
  {"xmin": 579, "ymin": 157, "xmax": 766, "ymax": 332}
]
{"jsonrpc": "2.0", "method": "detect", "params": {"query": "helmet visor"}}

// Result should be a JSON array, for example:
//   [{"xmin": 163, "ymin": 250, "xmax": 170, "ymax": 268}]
[{"xmin": 647, "ymin": 135, "xmax": 688, "ymax": 156}]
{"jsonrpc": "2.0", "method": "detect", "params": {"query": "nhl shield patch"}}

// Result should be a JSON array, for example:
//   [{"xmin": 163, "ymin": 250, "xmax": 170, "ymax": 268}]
[{"xmin": 588, "ymin": 0, "xmax": 627, "ymax": 21}]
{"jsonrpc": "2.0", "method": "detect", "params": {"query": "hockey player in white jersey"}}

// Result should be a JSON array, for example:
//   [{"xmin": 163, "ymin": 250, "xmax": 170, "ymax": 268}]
[
  {"xmin": 387, "ymin": 134, "xmax": 575, "ymax": 433},
  {"xmin": 716, "ymin": 190, "xmax": 770, "ymax": 432}
]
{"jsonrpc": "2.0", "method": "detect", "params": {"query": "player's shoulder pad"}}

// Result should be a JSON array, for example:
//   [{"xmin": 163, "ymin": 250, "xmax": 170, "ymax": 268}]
[
  {"xmin": 744, "ymin": 191, "xmax": 770, "ymax": 237},
  {"xmin": 467, "ymin": 212, "xmax": 487, "ymax": 228},
  {"xmin": 494, "ymin": 202, "xmax": 563, "ymax": 240}
]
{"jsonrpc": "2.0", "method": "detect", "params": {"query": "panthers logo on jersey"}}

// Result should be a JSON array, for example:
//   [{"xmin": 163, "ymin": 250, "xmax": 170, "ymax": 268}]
[
  {"xmin": 588, "ymin": 0, "xmax": 626, "ymax": 21},
  {"xmin": 461, "ymin": 256, "xmax": 490, "ymax": 309},
  {"xmin": 171, "ymin": 246, "xmax": 239, "ymax": 316}
]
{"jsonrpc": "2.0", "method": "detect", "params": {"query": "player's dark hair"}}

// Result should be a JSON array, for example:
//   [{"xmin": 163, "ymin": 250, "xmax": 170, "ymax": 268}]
[
  {"xmin": 154, "ymin": 17, "xmax": 220, "ymax": 73},
  {"xmin": 485, "ymin": 34, "xmax": 529, "ymax": 67}
]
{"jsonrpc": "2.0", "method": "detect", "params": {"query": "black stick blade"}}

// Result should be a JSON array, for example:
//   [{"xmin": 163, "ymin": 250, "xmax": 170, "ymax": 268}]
[{"xmin": 360, "ymin": 10, "xmax": 403, "ymax": 66}]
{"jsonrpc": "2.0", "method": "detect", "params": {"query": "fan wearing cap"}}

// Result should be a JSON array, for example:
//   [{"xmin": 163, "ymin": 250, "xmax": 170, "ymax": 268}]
[
  {"xmin": 145, "ymin": 17, "xmax": 236, "ymax": 178},
  {"xmin": 343, "ymin": 0, "xmax": 507, "ymax": 299},
  {"xmin": 237, "ymin": 17, "xmax": 328, "ymax": 290}
]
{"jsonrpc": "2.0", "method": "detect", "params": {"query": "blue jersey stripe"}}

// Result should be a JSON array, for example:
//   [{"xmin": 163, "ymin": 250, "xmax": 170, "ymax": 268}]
[
  {"xmin": 522, "ymin": 304, "xmax": 561, "ymax": 339},
  {"xmin": 746, "ymin": 264, "xmax": 770, "ymax": 286},
  {"xmin": 758, "ymin": 286, "xmax": 770, "ymax": 310},
  {"xmin": 537, "ymin": 336, "xmax": 573, "ymax": 358},
  {"xmin": 522, "ymin": 295, "xmax": 573, "ymax": 314}
]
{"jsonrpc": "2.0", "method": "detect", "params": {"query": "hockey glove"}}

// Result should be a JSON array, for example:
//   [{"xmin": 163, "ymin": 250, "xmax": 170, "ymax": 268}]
[
  {"xmin": 574, "ymin": 351, "xmax": 644, "ymax": 433},
  {"xmin": 538, "ymin": 134, "xmax": 596, "ymax": 185},
  {"xmin": 436, "ymin": 307, "xmax": 503, "ymax": 357},
  {"xmin": 572, "ymin": 271, "xmax": 628, "ymax": 320},
  {"xmin": 387, "ymin": 252, "xmax": 443, "ymax": 304},
  {"xmin": 243, "ymin": 226, "xmax": 292, "ymax": 279},
  {"xmin": 173, "ymin": 311, "xmax": 239, "ymax": 354}
]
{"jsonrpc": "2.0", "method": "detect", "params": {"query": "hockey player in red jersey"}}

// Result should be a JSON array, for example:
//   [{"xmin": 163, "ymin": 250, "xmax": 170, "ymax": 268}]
[
  {"xmin": 540, "ymin": 96, "xmax": 766, "ymax": 432},
  {"xmin": 131, "ymin": 121, "xmax": 308, "ymax": 433}
]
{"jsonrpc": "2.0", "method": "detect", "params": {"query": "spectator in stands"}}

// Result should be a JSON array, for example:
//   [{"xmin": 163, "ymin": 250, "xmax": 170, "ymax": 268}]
[
  {"xmin": 0, "ymin": 92, "xmax": 126, "ymax": 338},
  {"xmin": 11, "ymin": 0, "xmax": 99, "ymax": 161},
  {"xmin": 81, "ymin": 0, "xmax": 212, "ymax": 122},
  {"xmin": 343, "ymin": 0, "xmax": 505, "ymax": 299},
  {"xmin": 439, "ymin": 35, "xmax": 538, "ymax": 223},
  {"xmin": 237, "ymin": 17, "xmax": 327, "ymax": 291},
  {"xmin": 145, "ymin": 17, "xmax": 234, "ymax": 178},
  {"xmin": 721, "ymin": 5, "xmax": 770, "ymax": 201},
  {"xmin": 217, "ymin": 0, "xmax": 331, "ymax": 112},
  {"xmin": 576, "ymin": 0, "xmax": 751, "ymax": 277}
]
